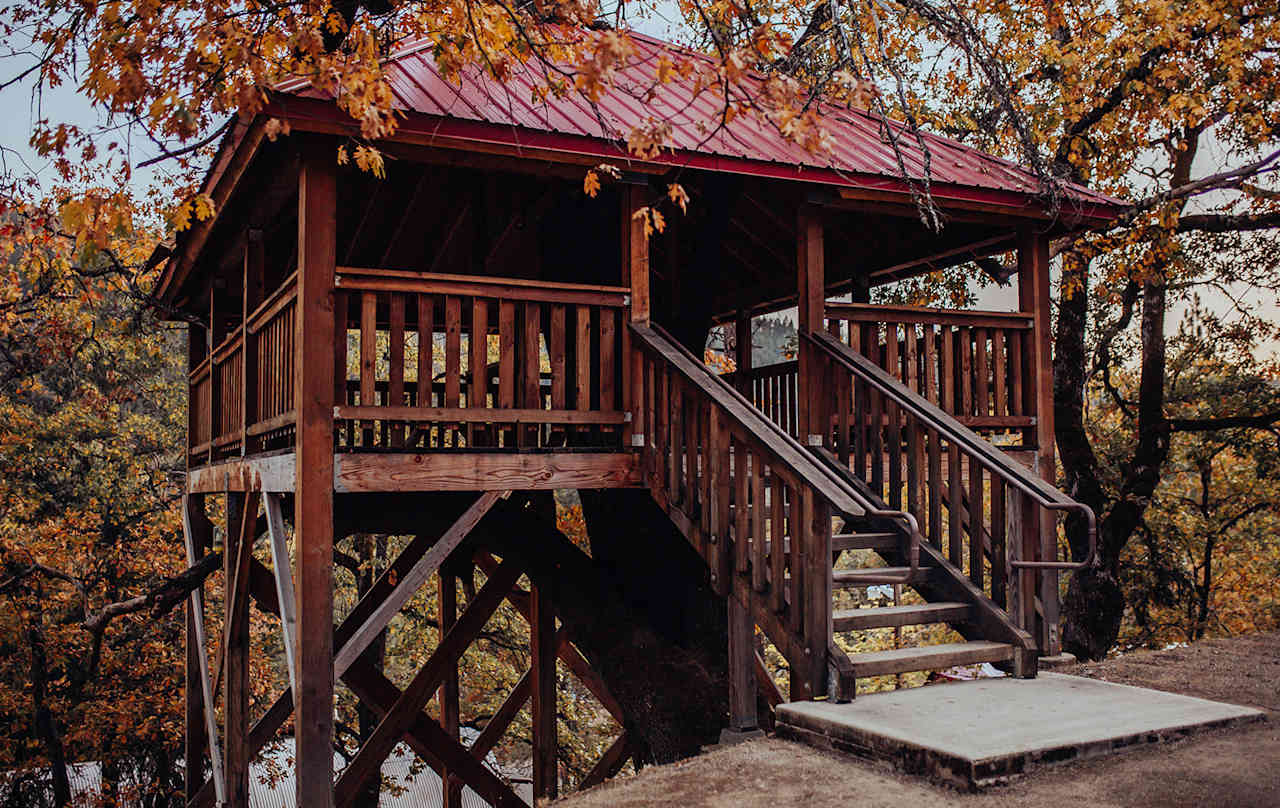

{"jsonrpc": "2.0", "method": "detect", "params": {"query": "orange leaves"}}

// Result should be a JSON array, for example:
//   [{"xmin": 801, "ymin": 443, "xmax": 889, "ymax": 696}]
[
  {"xmin": 583, "ymin": 169, "xmax": 601, "ymax": 198},
  {"xmin": 626, "ymin": 118, "xmax": 672, "ymax": 161},
  {"xmin": 631, "ymin": 206, "xmax": 665, "ymax": 240},
  {"xmin": 168, "ymin": 192, "xmax": 215, "ymax": 233},
  {"xmin": 667, "ymin": 182, "xmax": 689, "ymax": 214},
  {"xmin": 573, "ymin": 30, "xmax": 635, "ymax": 102}
]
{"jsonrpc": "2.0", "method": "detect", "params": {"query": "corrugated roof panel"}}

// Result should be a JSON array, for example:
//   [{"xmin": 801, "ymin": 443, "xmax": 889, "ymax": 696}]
[{"xmin": 277, "ymin": 30, "xmax": 1121, "ymax": 209}]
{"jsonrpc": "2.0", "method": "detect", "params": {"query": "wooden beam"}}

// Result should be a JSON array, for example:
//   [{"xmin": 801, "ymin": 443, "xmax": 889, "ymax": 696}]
[
  {"xmin": 438, "ymin": 568, "xmax": 462, "ymax": 808},
  {"xmin": 531, "ymin": 584, "xmax": 558, "ymax": 802},
  {"xmin": 187, "ymin": 454, "xmax": 296, "ymax": 493},
  {"xmin": 727, "ymin": 596, "xmax": 757, "ymax": 731},
  {"xmin": 332, "ymin": 559, "xmax": 522, "ymax": 807},
  {"xmin": 264, "ymin": 493, "xmax": 299, "ymax": 695},
  {"xmin": 796, "ymin": 204, "xmax": 824, "ymax": 446},
  {"xmin": 338, "ymin": 661, "xmax": 526, "ymax": 808},
  {"xmin": 333, "ymin": 452, "xmax": 642, "ymax": 492},
  {"xmin": 1017, "ymin": 229, "xmax": 1057, "ymax": 657},
  {"xmin": 242, "ymin": 230, "xmax": 264, "ymax": 453},
  {"xmin": 579, "ymin": 732, "xmax": 631, "ymax": 790},
  {"xmin": 295, "ymin": 138, "xmax": 338, "ymax": 808},
  {"xmin": 333, "ymin": 491, "xmax": 505, "ymax": 673},
  {"xmin": 223, "ymin": 492, "xmax": 255, "ymax": 808},
  {"xmin": 469, "ymin": 669, "xmax": 532, "ymax": 761},
  {"xmin": 181, "ymin": 495, "xmax": 224, "ymax": 805}
]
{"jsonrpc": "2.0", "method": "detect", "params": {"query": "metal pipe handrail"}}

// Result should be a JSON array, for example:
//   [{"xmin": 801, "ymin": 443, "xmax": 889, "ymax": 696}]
[
  {"xmin": 633, "ymin": 322, "xmax": 920, "ymax": 581},
  {"xmin": 805, "ymin": 329, "xmax": 1096, "ymax": 571}
]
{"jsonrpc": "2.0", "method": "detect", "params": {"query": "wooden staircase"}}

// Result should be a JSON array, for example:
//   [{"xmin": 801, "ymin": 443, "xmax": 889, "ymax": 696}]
[{"xmin": 629, "ymin": 323, "xmax": 1043, "ymax": 703}]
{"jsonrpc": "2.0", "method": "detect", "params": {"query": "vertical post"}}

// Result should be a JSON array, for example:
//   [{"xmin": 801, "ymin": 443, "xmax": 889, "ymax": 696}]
[
  {"xmin": 224, "ymin": 493, "xmax": 250, "ymax": 808},
  {"xmin": 531, "ymin": 584, "xmax": 558, "ymax": 802},
  {"xmin": 242, "ymin": 230, "xmax": 264, "ymax": 455},
  {"xmin": 184, "ymin": 493, "xmax": 212, "ymax": 803},
  {"xmin": 796, "ymin": 205, "xmax": 824, "ymax": 447},
  {"xmin": 438, "ymin": 568, "xmax": 462, "ymax": 808},
  {"xmin": 1018, "ymin": 229, "xmax": 1057, "ymax": 656},
  {"xmin": 725, "ymin": 597, "xmax": 758, "ymax": 734},
  {"xmin": 295, "ymin": 140, "xmax": 338, "ymax": 808},
  {"xmin": 208, "ymin": 290, "xmax": 221, "ymax": 466},
  {"xmin": 624, "ymin": 184, "xmax": 650, "ymax": 449},
  {"xmin": 802, "ymin": 490, "xmax": 831, "ymax": 699},
  {"xmin": 734, "ymin": 311, "xmax": 752, "ymax": 397}
]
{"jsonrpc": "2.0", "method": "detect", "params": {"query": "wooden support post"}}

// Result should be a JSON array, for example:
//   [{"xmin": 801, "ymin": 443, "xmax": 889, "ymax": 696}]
[
  {"xmin": 734, "ymin": 311, "xmax": 752, "ymax": 397},
  {"xmin": 803, "ymin": 491, "xmax": 832, "ymax": 699},
  {"xmin": 438, "ymin": 568, "xmax": 462, "ymax": 808},
  {"xmin": 1017, "ymin": 229, "xmax": 1058, "ymax": 656},
  {"xmin": 182, "ymin": 494, "xmax": 220, "ymax": 804},
  {"xmin": 796, "ymin": 205, "xmax": 824, "ymax": 447},
  {"xmin": 223, "ymin": 493, "xmax": 251, "ymax": 808},
  {"xmin": 624, "ymin": 184, "xmax": 650, "ymax": 449},
  {"xmin": 531, "ymin": 584, "xmax": 558, "ymax": 802},
  {"xmin": 242, "ymin": 230, "xmax": 264, "ymax": 454},
  {"xmin": 295, "ymin": 140, "xmax": 338, "ymax": 808},
  {"xmin": 727, "ymin": 596, "xmax": 758, "ymax": 731}
]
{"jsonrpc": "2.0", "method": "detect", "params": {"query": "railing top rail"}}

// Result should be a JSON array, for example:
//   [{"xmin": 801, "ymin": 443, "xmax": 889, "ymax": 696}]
[
  {"xmin": 825, "ymin": 302, "xmax": 1034, "ymax": 330},
  {"xmin": 190, "ymin": 357, "xmax": 212, "ymax": 382},
  {"xmin": 245, "ymin": 270, "xmax": 299, "ymax": 334},
  {"xmin": 806, "ymin": 329, "xmax": 1096, "ymax": 569},
  {"xmin": 335, "ymin": 267, "xmax": 630, "ymax": 306},
  {"xmin": 210, "ymin": 325, "xmax": 244, "ymax": 365}
]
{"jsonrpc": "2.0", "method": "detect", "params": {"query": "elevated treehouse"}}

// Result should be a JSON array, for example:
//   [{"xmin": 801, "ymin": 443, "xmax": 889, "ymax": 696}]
[{"xmin": 157, "ymin": 32, "xmax": 1120, "ymax": 808}]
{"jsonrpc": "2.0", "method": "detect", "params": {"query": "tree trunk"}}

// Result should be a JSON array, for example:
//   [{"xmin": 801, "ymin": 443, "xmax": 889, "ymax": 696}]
[
  {"xmin": 26, "ymin": 596, "xmax": 71, "ymax": 807},
  {"xmin": 1053, "ymin": 250, "xmax": 1127, "ymax": 660}
]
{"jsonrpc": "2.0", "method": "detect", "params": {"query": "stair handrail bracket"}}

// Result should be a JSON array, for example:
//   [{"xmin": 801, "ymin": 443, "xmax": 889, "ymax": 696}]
[{"xmin": 804, "ymin": 329, "xmax": 1097, "ymax": 572}]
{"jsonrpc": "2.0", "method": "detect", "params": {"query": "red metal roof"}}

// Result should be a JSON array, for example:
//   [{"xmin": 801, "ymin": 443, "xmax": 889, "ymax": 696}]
[{"xmin": 272, "ymin": 32, "xmax": 1123, "ymax": 217}]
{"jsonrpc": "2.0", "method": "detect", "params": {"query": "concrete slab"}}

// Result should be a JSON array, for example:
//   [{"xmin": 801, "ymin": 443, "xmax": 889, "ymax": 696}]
[{"xmin": 776, "ymin": 672, "xmax": 1266, "ymax": 790}]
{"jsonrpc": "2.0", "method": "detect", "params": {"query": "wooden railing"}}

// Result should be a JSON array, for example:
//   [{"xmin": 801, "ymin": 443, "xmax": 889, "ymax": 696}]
[
  {"xmin": 731, "ymin": 360, "xmax": 799, "ymax": 438},
  {"xmin": 245, "ymin": 273, "xmax": 298, "ymax": 452},
  {"xmin": 632, "ymin": 323, "xmax": 924, "ymax": 700},
  {"xmin": 824, "ymin": 303, "xmax": 1036, "ymax": 437},
  {"xmin": 189, "ymin": 360, "xmax": 213, "ymax": 459},
  {"xmin": 805, "ymin": 329, "xmax": 1095, "ymax": 651},
  {"xmin": 212, "ymin": 329, "xmax": 245, "ymax": 455},
  {"xmin": 332, "ymin": 268, "xmax": 630, "ymax": 451},
  {"xmin": 188, "ymin": 274, "xmax": 299, "ymax": 464}
]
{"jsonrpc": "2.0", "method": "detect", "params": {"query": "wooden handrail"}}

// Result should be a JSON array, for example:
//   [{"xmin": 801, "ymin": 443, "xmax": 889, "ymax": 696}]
[
  {"xmin": 806, "ymin": 329, "xmax": 1096, "ymax": 570},
  {"xmin": 335, "ymin": 268, "xmax": 630, "ymax": 307},
  {"xmin": 245, "ymin": 271, "xmax": 298, "ymax": 334},
  {"xmin": 210, "ymin": 326, "xmax": 244, "ymax": 365},
  {"xmin": 825, "ymin": 302, "xmax": 1034, "ymax": 330}
]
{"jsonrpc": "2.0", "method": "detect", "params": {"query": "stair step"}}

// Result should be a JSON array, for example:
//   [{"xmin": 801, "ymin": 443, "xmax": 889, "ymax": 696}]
[
  {"xmin": 848, "ymin": 641, "xmax": 1013, "ymax": 678},
  {"xmin": 832, "ymin": 532, "xmax": 898, "ymax": 553},
  {"xmin": 833, "ymin": 602, "xmax": 972, "ymax": 632},
  {"xmin": 833, "ymin": 566, "xmax": 931, "ymax": 587}
]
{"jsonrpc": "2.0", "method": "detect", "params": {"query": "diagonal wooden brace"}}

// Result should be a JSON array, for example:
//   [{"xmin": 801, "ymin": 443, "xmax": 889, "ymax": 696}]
[
  {"xmin": 333, "ymin": 558, "xmax": 523, "ymax": 807},
  {"xmin": 181, "ymin": 496, "xmax": 226, "ymax": 806}
]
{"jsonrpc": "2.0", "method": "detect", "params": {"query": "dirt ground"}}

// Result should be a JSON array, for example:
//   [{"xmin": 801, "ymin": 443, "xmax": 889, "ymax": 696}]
[{"xmin": 556, "ymin": 632, "xmax": 1280, "ymax": 808}]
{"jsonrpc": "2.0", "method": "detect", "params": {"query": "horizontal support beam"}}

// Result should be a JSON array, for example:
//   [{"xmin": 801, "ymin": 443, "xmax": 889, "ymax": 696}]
[
  {"xmin": 333, "ymin": 451, "xmax": 642, "ymax": 492},
  {"xmin": 187, "ymin": 454, "xmax": 297, "ymax": 493},
  {"xmin": 188, "ymin": 451, "xmax": 643, "ymax": 493}
]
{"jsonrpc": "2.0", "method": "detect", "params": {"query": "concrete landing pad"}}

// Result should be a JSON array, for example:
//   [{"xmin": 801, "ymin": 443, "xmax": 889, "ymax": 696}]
[{"xmin": 776, "ymin": 672, "xmax": 1265, "ymax": 790}]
